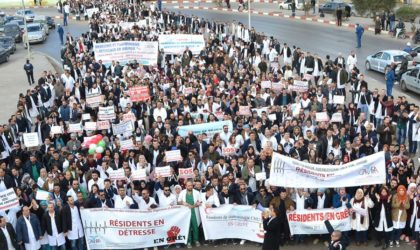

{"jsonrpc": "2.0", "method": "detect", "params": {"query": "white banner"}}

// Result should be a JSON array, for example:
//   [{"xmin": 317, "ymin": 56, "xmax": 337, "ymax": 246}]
[
  {"xmin": 287, "ymin": 207, "xmax": 351, "ymax": 235},
  {"xmin": 165, "ymin": 150, "xmax": 182, "ymax": 162},
  {"xmin": 94, "ymin": 41, "xmax": 158, "ymax": 65},
  {"xmin": 81, "ymin": 206, "xmax": 191, "ymax": 249},
  {"xmin": 23, "ymin": 132, "xmax": 39, "ymax": 148},
  {"xmin": 155, "ymin": 166, "xmax": 171, "ymax": 178},
  {"xmin": 112, "ymin": 121, "xmax": 134, "ymax": 135},
  {"xmin": 158, "ymin": 34, "xmax": 205, "ymax": 55},
  {"xmin": 200, "ymin": 205, "xmax": 264, "ymax": 243},
  {"xmin": 269, "ymin": 152, "xmax": 386, "ymax": 188},
  {"xmin": 0, "ymin": 188, "xmax": 19, "ymax": 211},
  {"xmin": 68, "ymin": 123, "xmax": 83, "ymax": 133},
  {"xmin": 177, "ymin": 120, "xmax": 233, "ymax": 138}
]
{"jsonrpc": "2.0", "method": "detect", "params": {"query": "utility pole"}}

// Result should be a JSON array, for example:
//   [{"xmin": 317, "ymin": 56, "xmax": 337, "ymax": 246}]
[
  {"xmin": 248, "ymin": 0, "xmax": 251, "ymax": 28},
  {"xmin": 21, "ymin": 0, "xmax": 31, "ymax": 59}
]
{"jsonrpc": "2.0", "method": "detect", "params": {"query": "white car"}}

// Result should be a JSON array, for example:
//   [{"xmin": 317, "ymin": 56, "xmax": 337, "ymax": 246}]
[
  {"xmin": 15, "ymin": 9, "xmax": 35, "ymax": 22},
  {"xmin": 25, "ymin": 23, "xmax": 46, "ymax": 45},
  {"xmin": 365, "ymin": 50, "xmax": 415, "ymax": 74},
  {"xmin": 412, "ymin": 46, "xmax": 420, "ymax": 63},
  {"xmin": 400, "ymin": 66, "xmax": 420, "ymax": 94},
  {"xmin": 33, "ymin": 15, "xmax": 49, "ymax": 35},
  {"xmin": 278, "ymin": 0, "xmax": 304, "ymax": 10}
]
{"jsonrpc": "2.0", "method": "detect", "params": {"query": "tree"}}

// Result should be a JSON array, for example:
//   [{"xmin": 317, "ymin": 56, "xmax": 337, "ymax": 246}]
[
  {"xmin": 352, "ymin": 0, "xmax": 396, "ymax": 17},
  {"xmin": 396, "ymin": 6, "xmax": 420, "ymax": 22}
]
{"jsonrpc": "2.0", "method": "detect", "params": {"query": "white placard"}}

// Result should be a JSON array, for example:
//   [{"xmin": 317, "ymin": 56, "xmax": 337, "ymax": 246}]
[
  {"xmin": 84, "ymin": 122, "xmax": 97, "ymax": 131},
  {"xmin": 131, "ymin": 169, "xmax": 147, "ymax": 181},
  {"xmin": 23, "ymin": 133, "xmax": 39, "ymax": 148},
  {"xmin": 179, "ymin": 167, "xmax": 194, "ymax": 179},
  {"xmin": 98, "ymin": 106, "xmax": 116, "ymax": 120},
  {"xmin": 82, "ymin": 113, "xmax": 91, "ymax": 120},
  {"xmin": 120, "ymin": 139, "xmax": 134, "ymax": 151},
  {"xmin": 330, "ymin": 113, "xmax": 343, "ymax": 123},
  {"xmin": 158, "ymin": 34, "xmax": 205, "ymax": 55},
  {"xmin": 255, "ymin": 172, "xmax": 266, "ymax": 181},
  {"xmin": 155, "ymin": 166, "xmax": 171, "ymax": 178},
  {"xmin": 222, "ymin": 146, "xmax": 236, "ymax": 156},
  {"xmin": 51, "ymin": 126, "xmax": 63, "ymax": 135},
  {"xmin": 316, "ymin": 112, "xmax": 329, "ymax": 122},
  {"xmin": 165, "ymin": 150, "xmax": 183, "ymax": 162},
  {"xmin": 35, "ymin": 190, "xmax": 50, "ymax": 200},
  {"xmin": 261, "ymin": 81, "xmax": 271, "ymax": 89},
  {"xmin": 0, "ymin": 188, "xmax": 19, "ymax": 211},
  {"xmin": 333, "ymin": 95, "xmax": 345, "ymax": 104},
  {"xmin": 68, "ymin": 123, "xmax": 83, "ymax": 133},
  {"xmin": 108, "ymin": 168, "xmax": 126, "ymax": 181},
  {"xmin": 93, "ymin": 41, "xmax": 159, "ymax": 65}
]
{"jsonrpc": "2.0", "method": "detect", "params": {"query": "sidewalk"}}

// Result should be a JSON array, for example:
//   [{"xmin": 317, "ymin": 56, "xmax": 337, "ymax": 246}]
[
  {"xmin": 165, "ymin": 1, "xmax": 417, "ymax": 37},
  {"xmin": 0, "ymin": 47, "xmax": 61, "ymax": 124}
]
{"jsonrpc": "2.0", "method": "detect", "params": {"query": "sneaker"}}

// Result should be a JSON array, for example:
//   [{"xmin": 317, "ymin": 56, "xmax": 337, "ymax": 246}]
[
  {"xmin": 395, "ymin": 241, "xmax": 400, "ymax": 248},
  {"xmin": 154, "ymin": 247, "xmax": 158, "ymax": 250},
  {"xmin": 313, "ymin": 238, "xmax": 319, "ymax": 245},
  {"xmin": 195, "ymin": 241, "xmax": 201, "ymax": 247},
  {"xmin": 382, "ymin": 244, "xmax": 389, "ymax": 250},
  {"xmin": 240, "ymin": 240, "xmax": 246, "ymax": 245},
  {"xmin": 324, "ymin": 241, "xmax": 329, "ymax": 247},
  {"xmin": 187, "ymin": 243, "xmax": 192, "ymax": 249},
  {"xmin": 389, "ymin": 241, "xmax": 394, "ymax": 248}
]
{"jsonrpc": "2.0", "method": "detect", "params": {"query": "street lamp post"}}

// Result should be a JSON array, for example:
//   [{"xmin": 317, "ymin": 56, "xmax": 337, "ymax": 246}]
[
  {"xmin": 248, "ymin": 0, "xmax": 251, "ymax": 28},
  {"xmin": 21, "ymin": 0, "xmax": 31, "ymax": 59}
]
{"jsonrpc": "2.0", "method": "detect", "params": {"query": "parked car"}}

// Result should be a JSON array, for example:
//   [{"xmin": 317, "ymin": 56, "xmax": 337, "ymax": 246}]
[
  {"xmin": 8, "ymin": 19, "xmax": 25, "ymax": 31},
  {"xmin": 24, "ymin": 23, "xmax": 47, "ymax": 45},
  {"xmin": 412, "ymin": 46, "xmax": 420, "ymax": 63},
  {"xmin": 400, "ymin": 66, "xmax": 420, "ymax": 94},
  {"xmin": 3, "ymin": 23, "xmax": 22, "ymax": 43},
  {"xmin": 15, "ymin": 9, "xmax": 35, "ymax": 22},
  {"xmin": 278, "ymin": 0, "xmax": 304, "ymax": 10},
  {"xmin": 318, "ymin": 2, "xmax": 354, "ymax": 15},
  {"xmin": 0, "ymin": 47, "xmax": 10, "ymax": 64},
  {"xmin": 365, "ymin": 50, "xmax": 415, "ymax": 74},
  {"xmin": 0, "ymin": 36, "xmax": 16, "ymax": 54},
  {"xmin": 45, "ymin": 16, "xmax": 56, "ymax": 29},
  {"xmin": 33, "ymin": 15, "xmax": 49, "ymax": 35}
]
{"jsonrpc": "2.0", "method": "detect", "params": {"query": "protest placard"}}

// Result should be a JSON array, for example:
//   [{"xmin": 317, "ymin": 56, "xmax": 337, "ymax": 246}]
[
  {"xmin": 93, "ymin": 41, "xmax": 158, "ymax": 65},
  {"xmin": 0, "ymin": 188, "xmax": 19, "ymax": 211},
  {"xmin": 330, "ymin": 113, "xmax": 343, "ymax": 123},
  {"xmin": 255, "ymin": 172, "xmax": 266, "ymax": 181},
  {"xmin": 155, "ymin": 166, "xmax": 171, "ymax": 178},
  {"xmin": 292, "ymin": 80, "xmax": 309, "ymax": 92},
  {"xmin": 23, "ymin": 133, "xmax": 39, "ymax": 148},
  {"xmin": 316, "ymin": 112, "xmax": 330, "ymax": 122},
  {"xmin": 98, "ymin": 106, "xmax": 116, "ymax": 120},
  {"xmin": 112, "ymin": 121, "xmax": 134, "ymax": 135},
  {"xmin": 129, "ymin": 86, "xmax": 150, "ymax": 102},
  {"xmin": 108, "ymin": 168, "xmax": 126, "ymax": 181},
  {"xmin": 179, "ymin": 167, "xmax": 194, "ymax": 179},
  {"xmin": 239, "ymin": 106, "xmax": 251, "ymax": 116},
  {"xmin": 268, "ymin": 114, "xmax": 277, "ymax": 121},
  {"xmin": 184, "ymin": 87, "xmax": 193, "ymax": 95},
  {"xmin": 333, "ymin": 95, "xmax": 345, "ymax": 104},
  {"xmin": 120, "ymin": 139, "xmax": 134, "ymax": 151},
  {"xmin": 261, "ymin": 81, "xmax": 271, "ymax": 89},
  {"xmin": 222, "ymin": 146, "xmax": 236, "ymax": 156},
  {"xmin": 36, "ymin": 190, "xmax": 51, "ymax": 200},
  {"xmin": 96, "ymin": 120, "xmax": 111, "ymax": 130},
  {"xmin": 82, "ymin": 113, "xmax": 91, "ymax": 121},
  {"xmin": 68, "ymin": 123, "xmax": 83, "ymax": 133},
  {"xmin": 84, "ymin": 122, "xmax": 97, "ymax": 131},
  {"xmin": 158, "ymin": 34, "xmax": 205, "ymax": 54},
  {"xmin": 123, "ymin": 113, "xmax": 136, "ymax": 122},
  {"xmin": 51, "ymin": 126, "xmax": 63, "ymax": 135},
  {"xmin": 165, "ymin": 150, "xmax": 183, "ymax": 162},
  {"xmin": 85, "ymin": 94, "xmax": 104, "ymax": 108},
  {"xmin": 272, "ymin": 82, "xmax": 283, "ymax": 93},
  {"xmin": 131, "ymin": 169, "xmax": 147, "ymax": 181}
]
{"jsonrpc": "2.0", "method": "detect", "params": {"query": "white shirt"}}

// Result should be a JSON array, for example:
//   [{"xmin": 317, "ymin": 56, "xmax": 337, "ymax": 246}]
[
  {"xmin": 67, "ymin": 206, "xmax": 84, "ymax": 240},
  {"xmin": 1, "ymin": 226, "xmax": 15, "ymax": 250},
  {"xmin": 153, "ymin": 107, "xmax": 167, "ymax": 121},
  {"xmin": 87, "ymin": 178, "xmax": 104, "ymax": 192},
  {"xmin": 113, "ymin": 195, "xmax": 134, "ymax": 209},
  {"xmin": 158, "ymin": 193, "xmax": 177, "ymax": 208},
  {"xmin": 61, "ymin": 74, "xmax": 75, "ymax": 91},
  {"xmin": 133, "ymin": 196, "xmax": 158, "ymax": 211}
]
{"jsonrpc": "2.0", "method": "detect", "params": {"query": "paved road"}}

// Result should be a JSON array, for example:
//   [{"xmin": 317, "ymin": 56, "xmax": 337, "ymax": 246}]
[{"xmin": 2, "ymin": 7, "xmax": 418, "ymax": 103}]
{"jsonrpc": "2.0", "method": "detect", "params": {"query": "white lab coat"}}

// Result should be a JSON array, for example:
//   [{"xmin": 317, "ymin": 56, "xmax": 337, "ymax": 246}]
[{"xmin": 178, "ymin": 189, "xmax": 202, "ymax": 225}]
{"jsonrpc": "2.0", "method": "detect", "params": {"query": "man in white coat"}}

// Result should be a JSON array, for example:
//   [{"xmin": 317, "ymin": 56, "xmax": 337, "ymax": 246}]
[
  {"xmin": 347, "ymin": 51, "xmax": 358, "ymax": 73},
  {"xmin": 158, "ymin": 184, "xmax": 177, "ymax": 208},
  {"xmin": 179, "ymin": 181, "xmax": 202, "ymax": 248},
  {"xmin": 201, "ymin": 185, "xmax": 220, "ymax": 208}
]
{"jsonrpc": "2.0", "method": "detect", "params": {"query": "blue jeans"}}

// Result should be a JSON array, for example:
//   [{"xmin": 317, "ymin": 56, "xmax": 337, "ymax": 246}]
[
  {"xmin": 397, "ymin": 127, "xmax": 406, "ymax": 145},
  {"xmin": 70, "ymin": 237, "xmax": 85, "ymax": 250},
  {"xmin": 356, "ymin": 35, "xmax": 362, "ymax": 48},
  {"xmin": 63, "ymin": 13, "xmax": 68, "ymax": 26},
  {"xmin": 386, "ymin": 83, "xmax": 393, "ymax": 96},
  {"xmin": 392, "ymin": 228, "xmax": 403, "ymax": 241},
  {"xmin": 409, "ymin": 134, "xmax": 417, "ymax": 153},
  {"xmin": 358, "ymin": 104, "xmax": 369, "ymax": 117}
]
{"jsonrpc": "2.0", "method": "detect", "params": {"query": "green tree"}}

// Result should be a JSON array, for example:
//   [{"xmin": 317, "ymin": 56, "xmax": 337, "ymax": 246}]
[
  {"xmin": 352, "ymin": 0, "xmax": 396, "ymax": 17},
  {"xmin": 396, "ymin": 6, "xmax": 420, "ymax": 22}
]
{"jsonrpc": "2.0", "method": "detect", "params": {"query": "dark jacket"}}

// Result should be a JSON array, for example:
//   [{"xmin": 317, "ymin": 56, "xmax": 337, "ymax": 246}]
[
  {"xmin": 41, "ymin": 211, "xmax": 64, "ymax": 236},
  {"xmin": 61, "ymin": 204, "xmax": 82, "ymax": 233},
  {"xmin": 16, "ymin": 214, "xmax": 42, "ymax": 244},
  {"xmin": 370, "ymin": 193, "xmax": 393, "ymax": 229},
  {"xmin": 262, "ymin": 217, "xmax": 281, "ymax": 250},
  {"xmin": 0, "ymin": 223, "xmax": 18, "ymax": 250}
]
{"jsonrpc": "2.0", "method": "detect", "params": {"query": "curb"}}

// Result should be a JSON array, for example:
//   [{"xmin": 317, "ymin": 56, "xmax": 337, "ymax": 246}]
[
  {"xmin": 32, "ymin": 51, "xmax": 63, "ymax": 74},
  {"xmin": 174, "ymin": 5, "xmax": 413, "ymax": 37}
]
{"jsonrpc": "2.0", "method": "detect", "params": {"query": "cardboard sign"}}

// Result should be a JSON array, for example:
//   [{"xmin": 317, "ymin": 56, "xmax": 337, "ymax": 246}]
[
  {"xmin": 222, "ymin": 146, "xmax": 236, "ymax": 156},
  {"xmin": 123, "ymin": 113, "xmax": 136, "ymax": 122},
  {"xmin": 51, "ymin": 126, "xmax": 63, "ymax": 135},
  {"xmin": 84, "ymin": 122, "xmax": 97, "ymax": 131},
  {"xmin": 0, "ymin": 188, "xmax": 19, "ymax": 211},
  {"xmin": 131, "ymin": 169, "xmax": 147, "ymax": 181},
  {"xmin": 179, "ymin": 167, "xmax": 194, "ymax": 179},
  {"xmin": 120, "ymin": 139, "xmax": 134, "ymax": 151},
  {"xmin": 330, "ymin": 113, "xmax": 343, "ymax": 123},
  {"xmin": 261, "ymin": 81, "xmax": 271, "ymax": 89},
  {"xmin": 268, "ymin": 114, "xmax": 277, "ymax": 121},
  {"xmin": 23, "ymin": 133, "xmax": 39, "ymax": 148},
  {"xmin": 316, "ymin": 112, "xmax": 330, "ymax": 122},
  {"xmin": 112, "ymin": 121, "xmax": 134, "ymax": 135},
  {"xmin": 96, "ymin": 120, "xmax": 111, "ymax": 130},
  {"xmin": 184, "ymin": 87, "xmax": 193, "ymax": 95},
  {"xmin": 129, "ymin": 86, "xmax": 150, "ymax": 102},
  {"xmin": 165, "ymin": 150, "xmax": 183, "ymax": 162},
  {"xmin": 82, "ymin": 113, "xmax": 91, "ymax": 121},
  {"xmin": 292, "ymin": 80, "xmax": 309, "ymax": 92},
  {"xmin": 272, "ymin": 82, "xmax": 283, "ymax": 93},
  {"xmin": 86, "ymin": 94, "xmax": 104, "ymax": 108},
  {"xmin": 333, "ymin": 95, "xmax": 345, "ymax": 105},
  {"xmin": 68, "ymin": 123, "xmax": 83, "ymax": 133},
  {"xmin": 255, "ymin": 172, "xmax": 266, "ymax": 181},
  {"xmin": 239, "ymin": 106, "xmax": 251, "ymax": 116},
  {"xmin": 155, "ymin": 166, "xmax": 171, "ymax": 178},
  {"xmin": 108, "ymin": 168, "xmax": 126, "ymax": 180},
  {"xmin": 98, "ymin": 106, "xmax": 116, "ymax": 120},
  {"xmin": 35, "ymin": 190, "xmax": 50, "ymax": 201}
]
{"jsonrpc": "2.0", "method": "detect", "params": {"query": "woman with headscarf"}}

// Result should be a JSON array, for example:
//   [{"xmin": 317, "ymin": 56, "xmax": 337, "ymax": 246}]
[
  {"xmin": 350, "ymin": 188, "xmax": 374, "ymax": 246},
  {"xmin": 371, "ymin": 186, "xmax": 393, "ymax": 249},
  {"xmin": 391, "ymin": 185, "xmax": 410, "ymax": 247}
]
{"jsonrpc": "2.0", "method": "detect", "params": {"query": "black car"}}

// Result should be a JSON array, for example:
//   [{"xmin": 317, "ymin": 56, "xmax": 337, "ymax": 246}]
[
  {"xmin": 0, "ymin": 36, "xmax": 16, "ymax": 54},
  {"xmin": 46, "ymin": 16, "xmax": 56, "ymax": 29},
  {"xmin": 3, "ymin": 23, "xmax": 22, "ymax": 43},
  {"xmin": 0, "ymin": 47, "xmax": 10, "ymax": 64}
]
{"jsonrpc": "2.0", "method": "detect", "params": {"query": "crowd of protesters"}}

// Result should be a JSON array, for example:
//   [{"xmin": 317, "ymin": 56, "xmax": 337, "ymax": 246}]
[{"xmin": 1, "ymin": 0, "xmax": 420, "ymax": 250}]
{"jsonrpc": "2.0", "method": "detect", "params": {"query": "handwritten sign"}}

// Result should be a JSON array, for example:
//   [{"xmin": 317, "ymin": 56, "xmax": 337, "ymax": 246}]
[
  {"xmin": 239, "ymin": 106, "xmax": 251, "ymax": 116},
  {"xmin": 68, "ymin": 123, "xmax": 83, "ymax": 133},
  {"xmin": 333, "ymin": 95, "xmax": 345, "ymax": 105},
  {"xmin": 316, "ymin": 112, "xmax": 330, "ymax": 122},
  {"xmin": 86, "ymin": 94, "xmax": 104, "ymax": 108},
  {"xmin": 120, "ymin": 139, "xmax": 134, "ymax": 151},
  {"xmin": 51, "ymin": 126, "xmax": 63, "ymax": 135},
  {"xmin": 131, "ymin": 169, "xmax": 147, "ymax": 181},
  {"xmin": 112, "ymin": 121, "xmax": 134, "ymax": 135},
  {"xmin": 165, "ymin": 150, "xmax": 183, "ymax": 162},
  {"xmin": 23, "ymin": 133, "xmax": 39, "ymax": 148},
  {"xmin": 97, "ymin": 120, "xmax": 111, "ymax": 130},
  {"xmin": 129, "ymin": 86, "xmax": 150, "ymax": 102},
  {"xmin": 0, "ymin": 188, "xmax": 19, "ymax": 211},
  {"xmin": 179, "ymin": 167, "xmax": 194, "ymax": 179},
  {"xmin": 35, "ymin": 190, "xmax": 51, "ymax": 201},
  {"xmin": 155, "ymin": 166, "xmax": 171, "ymax": 178},
  {"xmin": 255, "ymin": 172, "xmax": 266, "ymax": 181},
  {"xmin": 108, "ymin": 168, "xmax": 126, "ymax": 181},
  {"xmin": 222, "ymin": 146, "xmax": 236, "ymax": 156},
  {"xmin": 98, "ymin": 106, "xmax": 116, "ymax": 120},
  {"xmin": 330, "ymin": 113, "xmax": 343, "ymax": 123},
  {"xmin": 261, "ymin": 81, "xmax": 271, "ymax": 89},
  {"xmin": 82, "ymin": 113, "xmax": 91, "ymax": 121},
  {"xmin": 292, "ymin": 80, "xmax": 308, "ymax": 92},
  {"xmin": 84, "ymin": 122, "xmax": 97, "ymax": 131}
]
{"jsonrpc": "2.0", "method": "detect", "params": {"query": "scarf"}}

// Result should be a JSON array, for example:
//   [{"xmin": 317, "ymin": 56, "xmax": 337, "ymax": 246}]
[{"xmin": 352, "ymin": 197, "xmax": 365, "ymax": 224}]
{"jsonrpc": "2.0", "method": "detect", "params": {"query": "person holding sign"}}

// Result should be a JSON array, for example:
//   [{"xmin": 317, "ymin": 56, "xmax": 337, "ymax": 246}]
[{"xmin": 262, "ymin": 208, "xmax": 282, "ymax": 250}]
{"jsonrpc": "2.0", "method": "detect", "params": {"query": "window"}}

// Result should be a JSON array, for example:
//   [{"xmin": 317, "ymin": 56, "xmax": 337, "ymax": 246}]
[
  {"xmin": 381, "ymin": 53, "xmax": 390, "ymax": 60},
  {"xmin": 409, "ymin": 69, "xmax": 418, "ymax": 77},
  {"xmin": 373, "ymin": 52, "xmax": 383, "ymax": 58}
]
